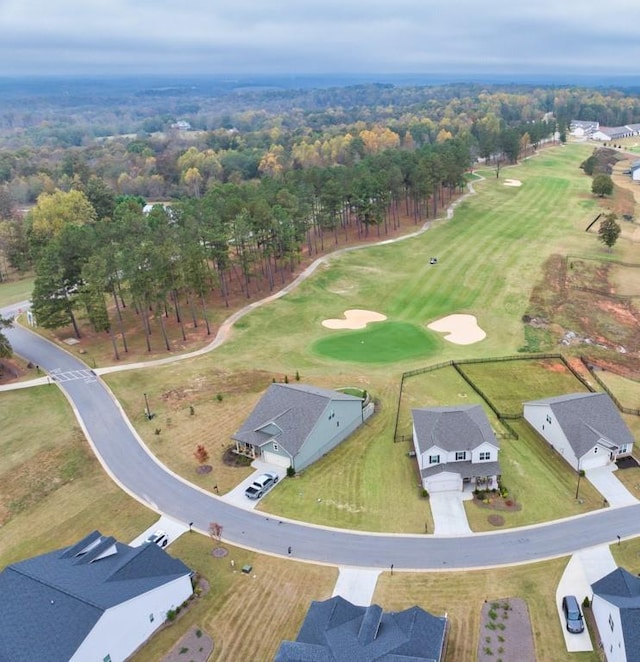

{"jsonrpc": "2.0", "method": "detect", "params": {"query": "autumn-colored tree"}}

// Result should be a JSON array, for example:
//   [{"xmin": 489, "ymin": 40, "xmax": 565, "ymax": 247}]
[
  {"xmin": 209, "ymin": 521, "xmax": 223, "ymax": 546},
  {"xmin": 194, "ymin": 444, "xmax": 209, "ymax": 464}
]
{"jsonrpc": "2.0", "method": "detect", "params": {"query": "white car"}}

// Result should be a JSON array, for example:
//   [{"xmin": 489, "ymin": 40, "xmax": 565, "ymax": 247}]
[
  {"xmin": 244, "ymin": 472, "xmax": 279, "ymax": 500},
  {"xmin": 145, "ymin": 529, "xmax": 169, "ymax": 548}
]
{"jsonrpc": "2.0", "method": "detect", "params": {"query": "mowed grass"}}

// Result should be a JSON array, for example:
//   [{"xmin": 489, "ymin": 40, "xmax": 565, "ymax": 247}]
[
  {"xmin": 0, "ymin": 388, "xmax": 155, "ymax": 568},
  {"xmin": 129, "ymin": 535, "xmax": 337, "ymax": 662},
  {"xmin": 313, "ymin": 321, "xmax": 438, "ymax": 363},
  {"xmin": 457, "ymin": 357, "xmax": 593, "ymax": 416},
  {"xmin": 0, "ymin": 274, "xmax": 34, "ymax": 307},
  {"xmin": 374, "ymin": 557, "xmax": 600, "ymax": 662}
]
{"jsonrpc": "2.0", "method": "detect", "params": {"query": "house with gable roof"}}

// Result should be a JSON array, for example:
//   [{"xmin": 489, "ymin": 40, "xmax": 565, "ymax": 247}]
[
  {"xmin": 412, "ymin": 404, "xmax": 501, "ymax": 493},
  {"xmin": 591, "ymin": 567, "xmax": 640, "ymax": 662},
  {"xmin": 274, "ymin": 594, "xmax": 448, "ymax": 662},
  {"xmin": 0, "ymin": 530, "xmax": 193, "ymax": 662},
  {"xmin": 523, "ymin": 392, "xmax": 634, "ymax": 471},
  {"xmin": 232, "ymin": 383, "xmax": 373, "ymax": 471}
]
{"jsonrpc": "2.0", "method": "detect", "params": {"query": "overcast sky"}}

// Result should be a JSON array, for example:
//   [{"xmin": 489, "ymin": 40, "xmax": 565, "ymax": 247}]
[{"xmin": 2, "ymin": 0, "xmax": 640, "ymax": 78}]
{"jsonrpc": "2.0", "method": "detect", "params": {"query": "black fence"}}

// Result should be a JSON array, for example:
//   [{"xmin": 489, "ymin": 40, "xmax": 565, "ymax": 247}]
[{"xmin": 394, "ymin": 352, "xmax": 597, "ymax": 443}]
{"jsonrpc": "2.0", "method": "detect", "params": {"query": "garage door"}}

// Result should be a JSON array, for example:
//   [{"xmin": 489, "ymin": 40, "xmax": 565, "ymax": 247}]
[
  {"xmin": 262, "ymin": 451, "xmax": 291, "ymax": 468},
  {"xmin": 581, "ymin": 455, "xmax": 608, "ymax": 470},
  {"xmin": 426, "ymin": 475, "xmax": 462, "ymax": 493}
]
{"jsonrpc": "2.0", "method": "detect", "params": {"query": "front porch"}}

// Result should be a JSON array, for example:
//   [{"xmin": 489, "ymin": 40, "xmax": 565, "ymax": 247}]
[{"xmin": 234, "ymin": 440, "xmax": 257, "ymax": 460}]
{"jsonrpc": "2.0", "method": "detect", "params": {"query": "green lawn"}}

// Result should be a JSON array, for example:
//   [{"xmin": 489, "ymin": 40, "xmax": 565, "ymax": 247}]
[
  {"xmin": 0, "ymin": 274, "xmax": 33, "ymax": 308},
  {"xmin": 313, "ymin": 321, "xmax": 439, "ymax": 363}
]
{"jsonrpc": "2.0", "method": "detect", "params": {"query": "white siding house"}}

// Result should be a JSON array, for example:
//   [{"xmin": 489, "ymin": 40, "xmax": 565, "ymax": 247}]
[
  {"xmin": 412, "ymin": 405, "xmax": 501, "ymax": 493},
  {"xmin": 591, "ymin": 568, "xmax": 640, "ymax": 662},
  {"xmin": 523, "ymin": 393, "xmax": 634, "ymax": 471},
  {"xmin": 0, "ymin": 531, "xmax": 193, "ymax": 662}
]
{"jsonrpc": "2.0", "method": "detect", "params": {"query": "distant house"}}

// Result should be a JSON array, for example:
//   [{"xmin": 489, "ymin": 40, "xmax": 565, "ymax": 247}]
[
  {"xmin": 274, "ymin": 595, "xmax": 448, "ymax": 662},
  {"xmin": 629, "ymin": 160, "xmax": 640, "ymax": 182},
  {"xmin": 570, "ymin": 120, "xmax": 599, "ymax": 138},
  {"xmin": 232, "ymin": 383, "xmax": 373, "ymax": 471},
  {"xmin": 592, "ymin": 125, "xmax": 640, "ymax": 141},
  {"xmin": 591, "ymin": 567, "xmax": 640, "ymax": 662},
  {"xmin": 0, "ymin": 530, "xmax": 193, "ymax": 662},
  {"xmin": 523, "ymin": 392, "xmax": 634, "ymax": 471},
  {"xmin": 170, "ymin": 120, "xmax": 192, "ymax": 131},
  {"xmin": 412, "ymin": 405, "xmax": 501, "ymax": 493}
]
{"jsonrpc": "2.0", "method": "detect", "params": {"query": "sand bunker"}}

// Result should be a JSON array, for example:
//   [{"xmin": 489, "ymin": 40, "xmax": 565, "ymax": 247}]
[
  {"xmin": 503, "ymin": 179, "xmax": 522, "ymax": 187},
  {"xmin": 427, "ymin": 314, "xmax": 486, "ymax": 345},
  {"xmin": 322, "ymin": 309, "xmax": 387, "ymax": 330}
]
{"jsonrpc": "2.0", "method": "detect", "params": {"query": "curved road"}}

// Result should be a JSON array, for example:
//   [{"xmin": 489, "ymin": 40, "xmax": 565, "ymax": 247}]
[{"xmin": 3, "ymin": 306, "xmax": 640, "ymax": 570}]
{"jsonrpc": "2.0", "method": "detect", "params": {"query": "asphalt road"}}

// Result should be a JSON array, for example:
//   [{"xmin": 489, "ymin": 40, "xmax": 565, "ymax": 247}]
[{"xmin": 3, "ymin": 303, "xmax": 640, "ymax": 570}]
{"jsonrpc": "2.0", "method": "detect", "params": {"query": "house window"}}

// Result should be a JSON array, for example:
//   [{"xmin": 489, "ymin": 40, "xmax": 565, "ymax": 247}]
[
  {"xmin": 455, "ymin": 451, "xmax": 466, "ymax": 461},
  {"xmin": 104, "ymin": 656, "xmax": 112, "ymax": 662},
  {"xmin": 429, "ymin": 455, "xmax": 440, "ymax": 464},
  {"xmin": 594, "ymin": 447, "xmax": 598, "ymax": 454},
  {"xmin": 479, "ymin": 452, "xmax": 491, "ymax": 461},
  {"xmin": 273, "ymin": 443, "xmax": 279, "ymax": 452},
  {"xmin": 546, "ymin": 414, "xmax": 552, "ymax": 424},
  {"xmin": 609, "ymin": 614, "xmax": 614, "ymax": 631},
  {"xmin": 149, "ymin": 613, "xmax": 154, "ymax": 623}
]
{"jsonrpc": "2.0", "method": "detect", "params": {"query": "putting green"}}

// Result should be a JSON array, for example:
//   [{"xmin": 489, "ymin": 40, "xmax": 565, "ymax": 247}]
[{"xmin": 312, "ymin": 321, "xmax": 438, "ymax": 363}]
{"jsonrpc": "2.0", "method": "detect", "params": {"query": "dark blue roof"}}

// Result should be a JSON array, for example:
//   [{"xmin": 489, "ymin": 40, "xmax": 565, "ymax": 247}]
[
  {"xmin": 274, "ymin": 595, "xmax": 447, "ymax": 662},
  {"xmin": 0, "ymin": 530, "xmax": 192, "ymax": 662},
  {"xmin": 592, "ymin": 568, "xmax": 640, "ymax": 662}
]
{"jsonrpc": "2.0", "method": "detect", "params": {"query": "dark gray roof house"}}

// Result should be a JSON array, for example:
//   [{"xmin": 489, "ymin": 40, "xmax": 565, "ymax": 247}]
[
  {"xmin": 412, "ymin": 405, "xmax": 501, "ymax": 493},
  {"xmin": 0, "ymin": 530, "xmax": 193, "ymax": 662},
  {"xmin": 591, "ymin": 567, "xmax": 640, "ymax": 662},
  {"xmin": 233, "ymin": 383, "xmax": 372, "ymax": 471},
  {"xmin": 274, "ymin": 595, "xmax": 448, "ymax": 662},
  {"xmin": 523, "ymin": 392, "xmax": 634, "ymax": 471}
]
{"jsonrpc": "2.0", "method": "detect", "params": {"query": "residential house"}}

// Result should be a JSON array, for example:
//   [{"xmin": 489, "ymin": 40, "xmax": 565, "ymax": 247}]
[
  {"xmin": 274, "ymin": 595, "xmax": 448, "ymax": 662},
  {"xmin": 629, "ymin": 160, "xmax": 640, "ymax": 182},
  {"xmin": 523, "ymin": 392, "xmax": 634, "ymax": 471},
  {"xmin": 591, "ymin": 567, "xmax": 640, "ymax": 662},
  {"xmin": 570, "ymin": 120, "xmax": 599, "ymax": 138},
  {"xmin": 412, "ymin": 404, "xmax": 501, "ymax": 493},
  {"xmin": 232, "ymin": 383, "xmax": 373, "ymax": 472},
  {"xmin": 0, "ymin": 530, "xmax": 193, "ymax": 662}
]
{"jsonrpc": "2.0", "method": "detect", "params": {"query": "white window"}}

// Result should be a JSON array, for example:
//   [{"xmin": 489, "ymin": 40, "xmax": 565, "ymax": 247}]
[
  {"xmin": 273, "ymin": 443, "xmax": 279, "ymax": 452},
  {"xmin": 429, "ymin": 455, "xmax": 440, "ymax": 464},
  {"xmin": 455, "ymin": 452, "xmax": 466, "ymax": 461},
  {"xmin": 479, "ymin": 452, "xmax": 490, "ymax": 461}
]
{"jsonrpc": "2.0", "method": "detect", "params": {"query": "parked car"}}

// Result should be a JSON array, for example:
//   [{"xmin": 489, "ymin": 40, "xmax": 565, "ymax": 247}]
[
  {"xmin": 245, "ymin": 472, "xmax": 279, "ymax": 500},
  {"xmin": 561, "ymin": 595, "xmax": 584, "ymax": 634},
  {"xmin": 145, "ymin": 529, "xmax": 169, "ymax": 548}
]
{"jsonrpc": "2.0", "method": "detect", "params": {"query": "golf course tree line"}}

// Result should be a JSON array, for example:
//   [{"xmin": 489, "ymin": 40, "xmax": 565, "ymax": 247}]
[{"xmin": 20, "ymin": 138, "xmax": 475, "ymax": 356}]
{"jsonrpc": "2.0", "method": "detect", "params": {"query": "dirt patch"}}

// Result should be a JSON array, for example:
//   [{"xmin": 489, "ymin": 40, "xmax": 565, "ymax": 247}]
[
  {"xmin": 477, "ymin": 598, "xmax": 535, "ymax": 662},
  {"xmin": 160, "ymin": 626, "xmax": 213, "ymax": 662}
]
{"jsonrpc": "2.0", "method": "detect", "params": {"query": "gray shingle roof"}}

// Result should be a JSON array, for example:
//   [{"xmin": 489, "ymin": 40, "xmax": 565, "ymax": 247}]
[
  {"xmin": 411, "ymin": 405, "xmax": 499, "ymax": 455},
  {"xmin": 420, "ymin": 460, "xmax": 501, "ymax": 480},
  {"xmin": 232, "ymin": 383, "xmax": 361, "ymax": 457},
  {"xmin": 274, "ymin": 595, "xmax": 447, "ymax": 662},
  {"xmin": 592, "ymin": 567, "xmax": 640, "ymax": 662},
  {"xmin": 525, "ymin": 392, "xmax": 634, "ymax": 459},
  {"xmin": 0, "ymin": 530, "xmax": 193, "ymax": 662}
]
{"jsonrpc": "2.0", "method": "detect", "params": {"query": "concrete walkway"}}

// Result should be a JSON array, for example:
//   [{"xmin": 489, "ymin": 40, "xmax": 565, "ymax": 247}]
[
  {"xmin": 556, "ymin": 544, "xmax": 616, "ymax": 653},
  {"xmin": 429, "ymin": 492, "xmax": 473, "ymax": 535},
  {"xmin": 586, "ymin": 465, "xmax": 638, "ymax": 507},
  {"xmin": 332, "ymin": 568, "xmax": 381, "ymax": 606}
]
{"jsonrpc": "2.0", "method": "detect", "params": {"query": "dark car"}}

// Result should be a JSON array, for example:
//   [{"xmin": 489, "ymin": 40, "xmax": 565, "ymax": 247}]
[
  {"xmin": 562, "ymin": 595, "xmax": 584, "ymax": 634},
  {"xmin": 244, "ymin": 472, "xmax": 279, "ymax": 500}
]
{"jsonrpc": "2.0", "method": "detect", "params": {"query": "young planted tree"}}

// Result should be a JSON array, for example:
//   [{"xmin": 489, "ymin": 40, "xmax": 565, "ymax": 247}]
[
  {"xmin": 194, "ymin": 444, "xmax": 210, "ymax": 464},
  {"xmin": 598, "ymin": 212, "xmax": 621, "ymax": 250}
]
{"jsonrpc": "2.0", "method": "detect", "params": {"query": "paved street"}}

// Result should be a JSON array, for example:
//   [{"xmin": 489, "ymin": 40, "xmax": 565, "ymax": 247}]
[{"xmin": 3, "ymin": 303, "xmax": 640, "ymax": 570}]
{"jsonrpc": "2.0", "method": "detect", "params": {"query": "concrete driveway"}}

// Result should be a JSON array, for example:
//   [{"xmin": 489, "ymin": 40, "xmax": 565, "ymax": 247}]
[
  {"xmin": 556, "ymin": 545, "xmax": 616, "ymax": 652},
  {"xmin": 130, "ymin": 515, "xmax": 190, "ymax": 548},
  {"xmin": 429, "ymin": 492, "xmax": 472, "ymax": 535},
  {"xmin": 219, "ymin": 461, "xmax": 288, "ymax": 510},
  {"xmin": 586, "ymin": 465, "xmax": 638, "ymax": 507},
  {"xmin": 332, "ymin": 568, "xmax": 381, "ymax": 606}
]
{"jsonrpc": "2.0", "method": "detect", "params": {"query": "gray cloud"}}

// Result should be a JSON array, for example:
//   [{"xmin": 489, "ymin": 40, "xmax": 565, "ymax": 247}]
[{"xmin": 1, "ymin": 0, "xmax": 640, "ymax": 76}]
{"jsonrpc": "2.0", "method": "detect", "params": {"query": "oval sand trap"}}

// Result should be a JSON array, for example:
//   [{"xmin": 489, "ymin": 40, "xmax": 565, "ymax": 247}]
[
  {"xmin": 322, "ymin": 309, "xmax": 387, "ymax": 330},
  {"xmin": 504, "ymin": 179, "xmax": 522, "ymax": 187},
  {"xmin": 427, "ymin": 314, "xmax": 486, "ymax": 345}
]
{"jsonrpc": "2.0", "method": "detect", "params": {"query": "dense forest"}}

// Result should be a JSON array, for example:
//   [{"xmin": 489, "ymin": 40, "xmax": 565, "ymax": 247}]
[{"xmin": 1, "ymin": 78, "xmax": 638, "ymax": 354}]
